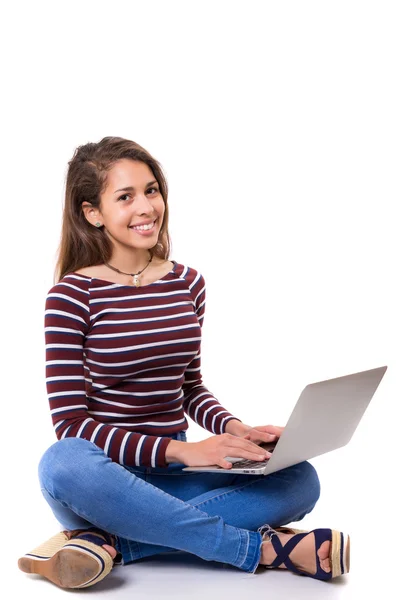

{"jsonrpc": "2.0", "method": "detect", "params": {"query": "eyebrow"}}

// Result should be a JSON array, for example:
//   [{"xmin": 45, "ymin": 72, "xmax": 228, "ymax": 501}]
[{"xmin": 113, "ymin": 180, "xmax": 158, "ymax": 194}]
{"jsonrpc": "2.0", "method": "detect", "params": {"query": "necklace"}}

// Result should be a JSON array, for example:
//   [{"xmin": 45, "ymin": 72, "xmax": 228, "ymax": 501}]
[{"xmin": 105, "ymin": 253, "xmax": 153, "ymax": 288}]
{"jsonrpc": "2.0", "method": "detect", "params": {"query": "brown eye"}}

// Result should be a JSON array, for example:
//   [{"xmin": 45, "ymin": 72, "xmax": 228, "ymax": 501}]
[{"xmin": 118, "ymin": 188, "xmax": 158, "ymax": 201}]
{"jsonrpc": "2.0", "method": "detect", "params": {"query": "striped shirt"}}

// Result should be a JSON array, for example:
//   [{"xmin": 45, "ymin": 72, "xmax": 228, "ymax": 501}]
[{"xmin": 44, "ymin": 260, "xmax": 241, "ymax": 468}]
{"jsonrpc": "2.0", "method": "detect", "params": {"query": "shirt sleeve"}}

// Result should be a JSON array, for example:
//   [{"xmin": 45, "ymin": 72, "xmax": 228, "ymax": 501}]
[
  {"xmin": 182, "ymin": 271, "xmax": 242, "ymax": 434},
  {"xmin": 44, "ymin": 277, "xmax": 172, "ymax": 468}
]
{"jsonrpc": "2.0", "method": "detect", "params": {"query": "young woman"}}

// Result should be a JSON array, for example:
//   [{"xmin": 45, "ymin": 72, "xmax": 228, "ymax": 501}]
[{"xmin": 18, "ymin": 137, "xmax": 350, "ymax": 589}]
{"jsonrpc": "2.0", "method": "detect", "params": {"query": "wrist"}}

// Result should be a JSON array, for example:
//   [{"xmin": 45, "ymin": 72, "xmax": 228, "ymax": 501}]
[
  {"xmin": 165, "ymin": 439, "xmax": 186, "ymax": 463},
  {"xmin": 224, "ymin": 419, "xmax": 251, "ymax": 436}
]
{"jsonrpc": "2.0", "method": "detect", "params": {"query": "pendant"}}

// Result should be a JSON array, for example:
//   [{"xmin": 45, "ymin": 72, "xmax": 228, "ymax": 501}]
[{"xmin": 133, "ymin": 274, "xmax": 140, "ymax": 287}]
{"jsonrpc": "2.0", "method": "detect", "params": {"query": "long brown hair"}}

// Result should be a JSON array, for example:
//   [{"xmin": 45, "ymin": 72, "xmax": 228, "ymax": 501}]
[{"xmin": 54, "ymin": 136, "xmax": 172, "ymax": 284}]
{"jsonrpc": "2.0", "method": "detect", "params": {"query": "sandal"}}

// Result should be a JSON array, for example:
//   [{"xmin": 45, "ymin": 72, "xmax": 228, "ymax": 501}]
[
  {"xmin": 18, "ymin": 527, "xmax": 121, "ymax": 589},
  {"xmin": 257, "ymin": 524, "xmax": 350, "ymax": 581}
]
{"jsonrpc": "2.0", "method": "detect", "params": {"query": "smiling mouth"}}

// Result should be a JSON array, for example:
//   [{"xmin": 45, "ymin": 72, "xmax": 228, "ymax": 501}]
[{"xmin": 129, "ymin": 219, "xmax": 157, "ymax": 232}]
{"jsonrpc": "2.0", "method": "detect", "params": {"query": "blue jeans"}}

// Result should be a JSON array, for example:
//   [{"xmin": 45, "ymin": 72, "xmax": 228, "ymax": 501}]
[{"xmin": 37, "ymin": 431, "xmax": 320, "ymax": 574}]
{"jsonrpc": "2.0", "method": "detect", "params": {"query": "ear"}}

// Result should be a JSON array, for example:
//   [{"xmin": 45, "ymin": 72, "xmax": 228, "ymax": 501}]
[{"xmin": 81, "ymin": 201, "xmax": 101, "ymax": 226}]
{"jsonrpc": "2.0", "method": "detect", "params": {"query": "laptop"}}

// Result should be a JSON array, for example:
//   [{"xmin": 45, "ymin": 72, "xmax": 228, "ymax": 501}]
[{"xmin": 182, "ymin": 366, "xmax": 387, "ymax": 476}]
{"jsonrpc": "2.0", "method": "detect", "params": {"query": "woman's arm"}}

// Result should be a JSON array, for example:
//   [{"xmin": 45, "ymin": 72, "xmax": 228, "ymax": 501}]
[
  {"xmin": 182, "ymin": 271, "xmax": 243, "ymax": 433},
  {"xmin": 44, "ymin": 277, "xmax": 172, "ymax": 468}
]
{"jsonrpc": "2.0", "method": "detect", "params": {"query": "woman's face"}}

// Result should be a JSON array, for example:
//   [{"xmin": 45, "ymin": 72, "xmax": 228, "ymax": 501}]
[{"xmin": 98, "ymin": 158, "xmax": 165, "ymax": 251}]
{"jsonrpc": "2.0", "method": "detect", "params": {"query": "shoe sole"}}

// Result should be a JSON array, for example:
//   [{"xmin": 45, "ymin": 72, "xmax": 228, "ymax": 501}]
[{"xmin": 18, "ymin": 539, "xmax": 113, "ymax": 588}]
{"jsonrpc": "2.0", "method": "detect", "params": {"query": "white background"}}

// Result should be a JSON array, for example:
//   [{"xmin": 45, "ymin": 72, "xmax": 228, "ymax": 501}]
[{"xmin": 1, "ymin": 1, "xmax": 399, "ymax": 597}]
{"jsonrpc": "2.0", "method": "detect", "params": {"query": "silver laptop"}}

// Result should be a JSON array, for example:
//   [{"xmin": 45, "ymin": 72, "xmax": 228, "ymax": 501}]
[{"xmin": 182, "ymin": 366, "xmax": 387, "ymax": 476}]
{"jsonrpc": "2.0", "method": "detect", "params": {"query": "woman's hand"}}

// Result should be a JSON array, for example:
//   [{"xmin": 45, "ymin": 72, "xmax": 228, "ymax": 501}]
[
  {"xmin": 180, "ymin": 434, "xmax": 272, "ymax": 469},
  {"xmin": 225, "ymin": 419, "xmax": 284, "ymax": 445},
  {"xmin": 242, "ymin": 424, "xmax": 284, "ymax": 445}
]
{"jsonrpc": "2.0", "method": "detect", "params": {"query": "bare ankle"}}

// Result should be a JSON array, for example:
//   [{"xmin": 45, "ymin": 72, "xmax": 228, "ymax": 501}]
[{"xmin": 260, "ymin": 535, "xmax": 282, "ymax": 566}]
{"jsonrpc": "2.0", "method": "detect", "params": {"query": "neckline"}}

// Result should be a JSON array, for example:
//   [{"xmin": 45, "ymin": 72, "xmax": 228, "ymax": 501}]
[{"xmin": 70, "ymin": 260, "xmax": 178, "ymax": 289}]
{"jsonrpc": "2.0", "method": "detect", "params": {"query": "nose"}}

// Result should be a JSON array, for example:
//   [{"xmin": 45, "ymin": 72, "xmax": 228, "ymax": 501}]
[{"xmin": 135, "ymin": 192, "xmax": 156, "ymax": 215}]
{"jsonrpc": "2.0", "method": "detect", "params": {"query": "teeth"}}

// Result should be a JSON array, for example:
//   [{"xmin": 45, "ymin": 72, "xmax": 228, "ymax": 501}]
[{"xmin": 132, "ymin": 220, "xmax": 155, "ymax": 231}]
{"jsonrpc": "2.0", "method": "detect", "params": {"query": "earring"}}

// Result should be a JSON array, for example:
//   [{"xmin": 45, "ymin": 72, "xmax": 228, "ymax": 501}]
[{"xmin": 95, "ymin": 222, "xmax": 102, "ymax": 227}]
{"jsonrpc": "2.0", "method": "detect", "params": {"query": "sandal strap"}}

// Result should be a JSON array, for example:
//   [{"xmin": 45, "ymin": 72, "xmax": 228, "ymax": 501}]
[
  {"xmin": 64, "ymin": 527, "xmax": 115, "ymax": 549},
  {"xmin": 269, "ymin": 528, "xmax": 333, "ymax": 579},
  {"xmin": 269, "ymin": 531, "xmax": 310, "ymax": 574}
]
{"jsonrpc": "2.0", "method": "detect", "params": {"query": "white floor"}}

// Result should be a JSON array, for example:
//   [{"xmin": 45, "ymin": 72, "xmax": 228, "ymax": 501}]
[{"xmin": 9, "ymin": 445, "xmax": 398, "ymax": 599}]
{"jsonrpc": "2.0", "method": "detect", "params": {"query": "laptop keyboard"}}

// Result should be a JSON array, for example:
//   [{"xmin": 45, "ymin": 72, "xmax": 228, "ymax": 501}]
[
  {"xmin": 230, "ymin": 443, "xmax": 276, "ymax": 468},
  {"xmin": 230, "ymin": 457, "xmax": 270, "ymax": 468}
]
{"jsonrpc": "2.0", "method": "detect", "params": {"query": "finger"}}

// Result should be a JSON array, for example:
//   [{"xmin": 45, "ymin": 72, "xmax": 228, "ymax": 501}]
[
  {"xmin": 262, "ymin": 425, "xmax": 284, "ymax": 437},
  {"xmin": 244, "ymin": 432, "xmax": 274, "ymax": 441},
  {"xmin": 220, "ymin": 460, "xmax": 232, "ymax": 469},
  {"xmin": 245, "ymin": 432, "xmax": 275, "ymax": 443},
  {"xmin": 228, "ymin": 440, "xmax": 271, "ymax": 460},
  {"xmin": 225, "ymin": 451, "xmax": 271, "ymax": 463},
  {"xmin": 227, "ymin": 435, "xmax": 270, "ymax": 453}
]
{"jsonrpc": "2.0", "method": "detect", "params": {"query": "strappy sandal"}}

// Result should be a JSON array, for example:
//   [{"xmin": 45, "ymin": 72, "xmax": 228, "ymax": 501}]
[
  {"xmin": 18, "ymin": 527, "xmax": 121, "ymax": 589},
  {"xmin": 257, "ymin": 524, "xmax": 350, "ymax": 581}
]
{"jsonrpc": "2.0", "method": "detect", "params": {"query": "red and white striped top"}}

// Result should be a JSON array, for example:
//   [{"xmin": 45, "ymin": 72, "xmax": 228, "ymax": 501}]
[{"xmin": 44, "ymin": 261, "xmax": 241, "ymax": 468}]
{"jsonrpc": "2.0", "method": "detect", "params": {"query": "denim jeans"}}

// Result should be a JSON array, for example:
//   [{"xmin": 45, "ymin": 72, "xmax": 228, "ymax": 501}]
[{"xmin": 38, "ymin": 431, "xmax": 320, "ymax": 574}]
